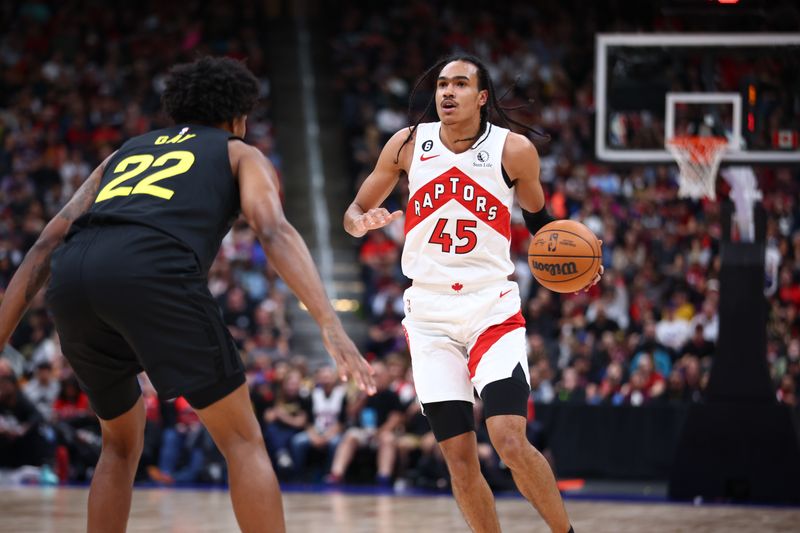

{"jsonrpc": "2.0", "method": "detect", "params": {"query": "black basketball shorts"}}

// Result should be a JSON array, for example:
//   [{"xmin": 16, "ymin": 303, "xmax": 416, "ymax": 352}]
[{"xmin": 46, "ymin": 225, "xmax": 244, "ymax": 420}]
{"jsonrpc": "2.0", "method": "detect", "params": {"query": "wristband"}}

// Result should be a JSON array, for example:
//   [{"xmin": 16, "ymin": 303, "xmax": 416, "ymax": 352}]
[{"xmin": 521, "ymin": 207, "xmax": 555, "ymax": 236}]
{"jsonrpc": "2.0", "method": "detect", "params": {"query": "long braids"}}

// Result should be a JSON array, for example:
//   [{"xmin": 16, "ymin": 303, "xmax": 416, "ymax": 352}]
[{"xmin": 395, "ymin": 54, "xmax": 547, "ymax": 163}]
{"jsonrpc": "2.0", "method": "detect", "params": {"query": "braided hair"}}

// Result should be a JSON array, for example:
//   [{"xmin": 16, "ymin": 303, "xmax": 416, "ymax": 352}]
[{"xmin": 395, "ymin": 54, "xmax": 546, "ymax": 163}]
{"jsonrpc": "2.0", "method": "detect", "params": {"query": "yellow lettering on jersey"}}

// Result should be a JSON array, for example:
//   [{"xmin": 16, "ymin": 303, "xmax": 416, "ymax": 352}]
[
  {"xmin": 95, "ymin": 150, "xmax": 195, "ymax": 203},
  {"xmin": 164, "ymin": 134, "xmax": 197, "ymax": 144},
  {"xmin": 155, "ymin": 136, "xmax": 169, "ymax": 145}
]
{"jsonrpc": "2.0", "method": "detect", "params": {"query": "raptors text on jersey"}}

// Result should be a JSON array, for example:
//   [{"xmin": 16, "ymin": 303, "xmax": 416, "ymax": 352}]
[{"xmin": 402, "ymin": 122, "xmax": 514, "ymax": 288}]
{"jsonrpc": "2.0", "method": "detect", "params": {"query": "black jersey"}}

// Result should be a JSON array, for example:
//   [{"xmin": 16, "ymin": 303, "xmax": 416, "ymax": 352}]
[{"xmin": 73, "ymin": 124, "xmax": 240, "ymax": 273}]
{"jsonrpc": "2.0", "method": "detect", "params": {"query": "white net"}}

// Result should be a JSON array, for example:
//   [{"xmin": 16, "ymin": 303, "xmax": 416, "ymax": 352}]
[{"xmin": 666, "ymin": 136, "xmax": 728, "ymax": 200}]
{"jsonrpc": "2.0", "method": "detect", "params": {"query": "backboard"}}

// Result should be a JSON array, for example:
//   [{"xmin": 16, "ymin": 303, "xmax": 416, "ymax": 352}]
[{"xmin": 595, "ymin": 33, "xmax": 800, "ymax": 163}]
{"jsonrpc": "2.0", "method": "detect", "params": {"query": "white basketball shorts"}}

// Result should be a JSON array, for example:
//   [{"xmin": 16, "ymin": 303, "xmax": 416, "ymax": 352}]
[{"xmin": 401, "ymin": 279, "xmax": 530, "ymax": 405}]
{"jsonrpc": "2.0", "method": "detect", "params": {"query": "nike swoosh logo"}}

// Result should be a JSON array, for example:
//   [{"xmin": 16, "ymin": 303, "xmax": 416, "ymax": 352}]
[
  {"xmin": 499, "ymin": 290, "xmax": 512, "ymax": 298},
  {"xmin": 420, "ymin": 154, "xmax": 440, "ymax": 161}
]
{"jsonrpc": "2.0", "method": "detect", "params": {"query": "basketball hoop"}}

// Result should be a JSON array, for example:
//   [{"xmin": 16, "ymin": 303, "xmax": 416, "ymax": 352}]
[{"xmin": 666, "ymin": 136, "xmax": 728, "ymax": 200}]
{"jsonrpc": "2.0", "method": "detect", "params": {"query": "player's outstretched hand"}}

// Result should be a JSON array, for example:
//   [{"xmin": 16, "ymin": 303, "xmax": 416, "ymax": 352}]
[
  {"xmin": 352, "ymin": 208, "xmax": 403, "ymax": 236},
  {"xmin": 321, "ymin": 323, "xmax": 376, "ymax": 395},
  {"xmin": 576, "ymin": 240, "xmax": 604, "ymax": 294}
]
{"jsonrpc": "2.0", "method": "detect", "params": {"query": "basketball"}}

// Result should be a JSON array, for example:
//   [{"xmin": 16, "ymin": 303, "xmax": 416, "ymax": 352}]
[{"xmin": 528, "ymin": 220, "xmax": 601, "ymax": 293}]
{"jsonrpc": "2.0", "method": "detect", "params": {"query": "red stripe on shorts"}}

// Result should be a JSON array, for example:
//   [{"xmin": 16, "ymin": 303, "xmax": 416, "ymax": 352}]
[{"xmin": 468, "ymin": 311, "xmax": 525, "ymax": 379}]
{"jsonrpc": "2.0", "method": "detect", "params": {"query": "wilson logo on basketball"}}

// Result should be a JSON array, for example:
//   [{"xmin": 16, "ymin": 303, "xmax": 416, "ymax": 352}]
[{"xmin": 531, "ymin": 260, "xmax": 578, "ymax": 276}]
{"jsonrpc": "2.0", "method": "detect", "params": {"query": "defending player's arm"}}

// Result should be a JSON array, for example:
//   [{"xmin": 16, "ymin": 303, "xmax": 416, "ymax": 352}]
[
  {"xmin": 234, "ymin": 142, "xmax": 376, "ymax": 395},
  {"xmin": 0, "ymin": 155, "xmax": 112, "ymax": 347},
  {"xmin": 343, "ymin": 128, "xmax": 412, "ymax": 237},
  {"xmin": 503, "ymin": 133, "xmax": 603, "ymax": 289}
]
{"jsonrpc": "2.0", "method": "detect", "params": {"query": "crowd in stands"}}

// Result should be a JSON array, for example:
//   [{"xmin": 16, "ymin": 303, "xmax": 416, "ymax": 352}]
[
  {"xmin": 0, "ymin": 1, "xmax": 293, "ymax": 483},
  {"xmin": 2, "ymin": 0, "xmax": 800, "ymax": 489}
]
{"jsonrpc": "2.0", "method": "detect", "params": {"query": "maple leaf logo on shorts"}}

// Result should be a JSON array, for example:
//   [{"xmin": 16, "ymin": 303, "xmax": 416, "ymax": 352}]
[{"xmin": 451, "ymin": 283, "xmax": 463, "ymax": 292}]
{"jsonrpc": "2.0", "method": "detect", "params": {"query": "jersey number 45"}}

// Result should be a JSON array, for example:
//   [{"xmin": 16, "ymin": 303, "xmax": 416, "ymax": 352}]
[{"xmin": 428, "ymin": 218, "xmax": 477, "ymax": 254}]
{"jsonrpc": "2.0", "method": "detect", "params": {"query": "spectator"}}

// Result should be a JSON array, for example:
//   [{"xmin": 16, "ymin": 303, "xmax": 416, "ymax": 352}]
[
  {"xmin": 623, "ymin": 371, "xmax": 648, "ymax": 407},
  {"xmin": 598, "ymin": 361, "xmax": 626, "ymax": 405},
  {"xmin": 586, "ymin": 302, "xmax": 621, "ymax": 337},
  {"xmin": 777, "ymin": 374, "xmax": 796, "ymax": 407},
  {"xmin": 680, "ymin": 355, "xmax": 705, "ymax": 403},
  {"xmin": 290, "ymin": 366, "xmax": 347, "ymax": 478},
  {"xmin": 680, "ymin": 324, "xmax": 716, "ymax": 360},
  {"xmin": 327, "ymin": 361, "xmax": 404, "ymax": 486},
  {"xmin": 655, "ymin": 304, "xmax": 692, "ymax": 353},
  {"xmin": 365, "ymin": 303, "xmax": 406, "ymax": 360},
  {"xmin": 691, "ymin": 299, "xmax": 720, "ymax": 343},
  {"xmin": 0, "ymin": 373, "xmax": 49, "ymax": 468},
  {"xmin": 52, "ymin": 376, "xmax": 99, "ymax": 481},
  {"xmin": 555, "ymin": 367, "xmax": 585, "ymax": 403},
  {"xmin": 52, "ymin": 376, "xmax": 92, "ymax": 423},
  {"xmin": 359, "ymin": 229, "xmax": 401, "ymax": 300},
  {"xmin": 148, "ymin": 397, "xmax": 211, "ymax": 485},
  {"xmin": 633, "ymin": 320, "xmax": 674, "ymax": 375},
  {"xmin": 525, "ymin": 296, "xmax": 558, "ymax": 339},
  {"xmin": 631, "ymin": 353, "xmax": 666, "ymax": 403},
  {"xmin": 262, "ymin": 369, "xmax": 311, "ymax": 476},
  {"xmin": 664, "ymin": 369, "xmax": 688, "ymax": 404},
  {"xmin": 386, "ymin": 352, "xmax": 415, "ymax": 405},
  {"xmin": 586, "ymin": 275, "xmax": 629, "ymax": 331},
  {"xmin": 529, "ymin": 361, "xmax": 555, "ymax": 404},
  {"xmin": 221, "ymin": 286, "xmax": 254, "ymax": 348},
  {"xmin": 23, "ymin": 360, "xmax": 59, "ymax": 419}
]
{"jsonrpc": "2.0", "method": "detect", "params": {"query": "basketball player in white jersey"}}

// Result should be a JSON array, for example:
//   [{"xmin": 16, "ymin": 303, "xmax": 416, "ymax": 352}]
[{"xmin": 345, "ymin": 56, "xmax": 599, "ymax": 533}]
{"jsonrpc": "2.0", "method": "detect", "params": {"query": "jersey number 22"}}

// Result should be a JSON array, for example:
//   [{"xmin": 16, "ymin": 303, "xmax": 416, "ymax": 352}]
[{"xmin": 95, "ymin": 151, "xmax": 195, "ymax": 203}]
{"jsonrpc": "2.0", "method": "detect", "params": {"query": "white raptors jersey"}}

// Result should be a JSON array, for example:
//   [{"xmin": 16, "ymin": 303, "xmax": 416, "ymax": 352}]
[{"xmin": 402, "ymin": 121, "xmax": 514, "ymax": 288}]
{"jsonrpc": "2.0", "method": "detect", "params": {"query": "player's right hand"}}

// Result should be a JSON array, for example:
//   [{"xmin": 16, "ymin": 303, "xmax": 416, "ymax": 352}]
[
  {"xmin": 352, "ymin": 208, "xmax": 403, "ymax": 236},
  {"xmin": 321, "ymin": 323, "xmax": 377, "ymax": 395}
]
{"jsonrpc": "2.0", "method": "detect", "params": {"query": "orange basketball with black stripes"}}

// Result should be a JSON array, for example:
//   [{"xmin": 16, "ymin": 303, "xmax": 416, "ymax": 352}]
[{"xmin": 528, "ymin": 220, "xmax": 601, "ymax": 293}]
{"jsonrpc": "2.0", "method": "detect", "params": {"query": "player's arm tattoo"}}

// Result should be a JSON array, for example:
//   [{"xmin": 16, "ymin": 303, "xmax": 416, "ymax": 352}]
[
  {"xmin": 0, "ymin": 158, "xmax": 109, "ymax": 347},
  {"xmin": 24, "ymin": 255, "xmax": 52, "ymax": 303},
  {"xmin": 57, "ymin": 174, "xmax": 102, "ymax": 223}
]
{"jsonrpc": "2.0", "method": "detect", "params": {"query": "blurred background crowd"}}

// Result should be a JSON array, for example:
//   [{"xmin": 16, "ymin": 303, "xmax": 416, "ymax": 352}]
[{"xmin": 1, "ymin": 0, "xmax": 799, "ymax": 488}]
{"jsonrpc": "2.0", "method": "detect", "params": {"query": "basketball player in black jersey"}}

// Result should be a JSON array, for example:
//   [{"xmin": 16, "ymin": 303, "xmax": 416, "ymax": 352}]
[{"xmin": 0, "ymin": 57, "xmax": 374, "ymax": 533}]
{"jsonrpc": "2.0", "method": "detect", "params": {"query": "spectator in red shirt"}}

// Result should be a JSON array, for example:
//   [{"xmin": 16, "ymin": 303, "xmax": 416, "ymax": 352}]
[
  {"xmin": 778, "ymin": 267, "xmax": 800, "ymax": 307},
  {"xmin": 52, "ymin": 376, "xmax": 100, "ymax": 481},
  {"xmin": 635, "ymin": 353, "xmax": 666, "ymax": 402},
  {"xmin": 52, "ymin": 376, "xmax": 91, "ymax": 422}
]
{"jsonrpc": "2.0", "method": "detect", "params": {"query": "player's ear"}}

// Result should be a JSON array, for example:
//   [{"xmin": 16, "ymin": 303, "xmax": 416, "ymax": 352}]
[
  {"xmin": 233, "ymin": 115, "xmax": 247, "ymax": 138},
  {"xmin": 478, "ymin": 89, "xmax": 488, "ymax": 107}
]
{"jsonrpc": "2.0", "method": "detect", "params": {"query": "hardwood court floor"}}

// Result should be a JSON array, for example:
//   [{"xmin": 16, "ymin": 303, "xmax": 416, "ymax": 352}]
[{"xmin": 0, "ymin": 486, "xmax": 798, "ymax": 533}]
